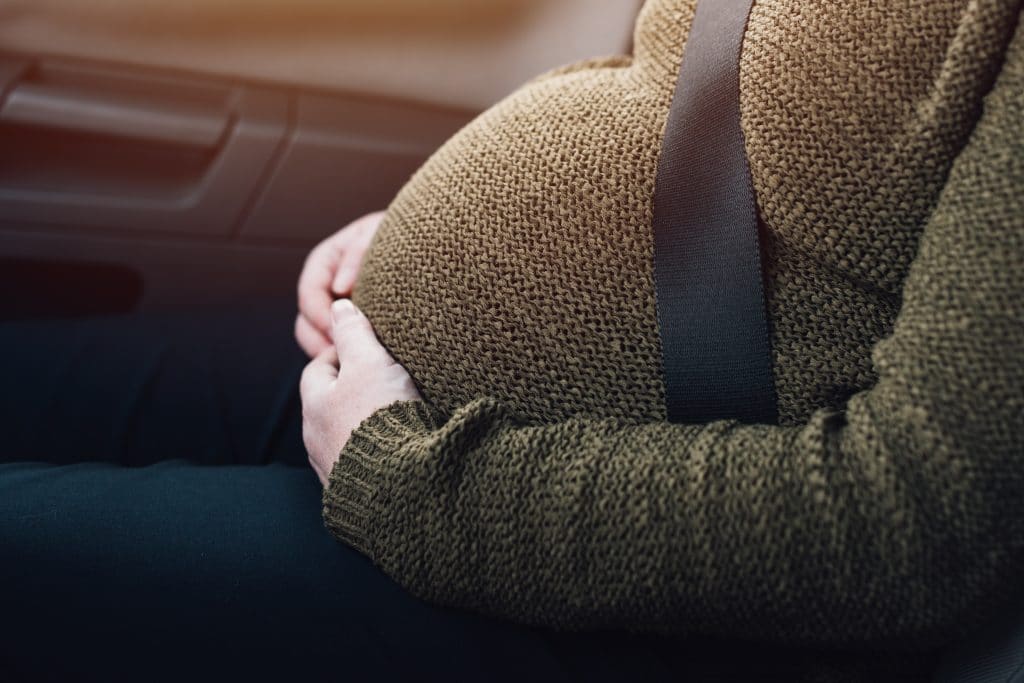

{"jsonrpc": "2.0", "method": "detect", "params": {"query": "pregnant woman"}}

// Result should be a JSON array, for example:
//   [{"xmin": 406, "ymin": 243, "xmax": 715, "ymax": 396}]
[{"xmin": 3, "ymin": 0, "xmax": 1023, "ymax": 681}]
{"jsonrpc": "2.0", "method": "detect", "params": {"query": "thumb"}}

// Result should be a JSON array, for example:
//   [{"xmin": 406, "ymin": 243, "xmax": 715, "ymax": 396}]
[{"xmin": 331, "ymin": 299, "xmax": 387, "ymax": 366}]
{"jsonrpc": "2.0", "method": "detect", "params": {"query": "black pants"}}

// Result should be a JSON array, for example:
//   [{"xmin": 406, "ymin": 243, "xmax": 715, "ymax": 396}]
[{"xmin": 1, "ymin": 306, "xmax": 739, "ymax": 683}]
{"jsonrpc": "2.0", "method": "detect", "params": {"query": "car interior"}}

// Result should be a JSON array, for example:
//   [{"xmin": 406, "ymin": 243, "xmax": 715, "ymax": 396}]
[
  {"xmin": 0, "ymin": 0, "xmax": 642, "ymax": 318},
  {"xmin": 1, "ymin": 2, "xmax": 1021, "ymax": 680}
]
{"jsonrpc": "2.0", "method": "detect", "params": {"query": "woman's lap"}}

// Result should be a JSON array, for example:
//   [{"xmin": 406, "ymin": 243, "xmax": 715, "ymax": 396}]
[
  {"xmin": 0, "ymin": 459, "xmax": 704, "ymax": 683},
  {"xmin": 0, "ymin": 460, "xmax": 598, "ymax": 682},
  {"xmin": 0, "ymin": 308, "xmax": 694, "ymax": 682}
]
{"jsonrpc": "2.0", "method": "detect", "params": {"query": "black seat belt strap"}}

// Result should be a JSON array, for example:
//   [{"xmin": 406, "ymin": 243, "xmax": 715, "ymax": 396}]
[{"xmin": 651, "ymin": 0, "xmax": 778, "ymax": 424}]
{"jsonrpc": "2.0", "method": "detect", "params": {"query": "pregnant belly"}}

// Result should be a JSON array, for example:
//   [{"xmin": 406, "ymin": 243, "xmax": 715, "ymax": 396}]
[
  {"xmin": 354, "ymin": 210, "xmax": 665, "ymax": 424},
  {"xmin": 350, "ymin": 56, "xmax": 671, "ymax": 424}
]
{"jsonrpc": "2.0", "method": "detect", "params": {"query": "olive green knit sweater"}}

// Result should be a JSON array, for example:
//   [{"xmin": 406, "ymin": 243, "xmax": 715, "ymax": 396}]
[{"xmin": 325, "ymin": 0, "xmax": 1024, "ymax": 669}]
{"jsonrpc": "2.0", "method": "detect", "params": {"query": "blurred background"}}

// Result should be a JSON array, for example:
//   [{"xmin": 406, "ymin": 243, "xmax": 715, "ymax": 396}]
[{"xmin": 0, "ymin": 0, "xmax": 641, "ymax": 318}]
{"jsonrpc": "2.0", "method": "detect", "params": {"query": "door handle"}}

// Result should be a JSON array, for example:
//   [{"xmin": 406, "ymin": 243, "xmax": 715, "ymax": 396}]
[
  {"xmin": 0, "ymin": 82, "xmax": 230, "ymax": 149},
  {"xmin": 0, "ymin": 58, "xmax": 288, "ymax": 238}
]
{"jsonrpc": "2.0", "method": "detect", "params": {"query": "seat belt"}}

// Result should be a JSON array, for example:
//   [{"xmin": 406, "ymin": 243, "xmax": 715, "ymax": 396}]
[{"xmin": 650, "ymin": 0, "xmax": 778, "ymax": 425}]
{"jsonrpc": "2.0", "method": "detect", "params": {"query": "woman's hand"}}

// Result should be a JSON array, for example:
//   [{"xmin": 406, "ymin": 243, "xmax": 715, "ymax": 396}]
[
  {"xmin": 300, "ymin": 299, "xmax": 422, "ymax": 487},
  {"xmin": 295, "ymin": 211, "xmax": 385, "ymax": 358}
]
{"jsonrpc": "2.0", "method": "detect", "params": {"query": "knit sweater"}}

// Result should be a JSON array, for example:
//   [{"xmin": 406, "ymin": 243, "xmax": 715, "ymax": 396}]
[{"xmin": 324, "ymin": 0, "xmax": 1024, "ymax": 678}]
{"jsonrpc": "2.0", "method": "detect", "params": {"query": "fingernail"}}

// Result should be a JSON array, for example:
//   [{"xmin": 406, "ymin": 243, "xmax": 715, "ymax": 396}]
[{"xmin": 331, "ymin": 298, "xmax": 355, "ymax": 323}]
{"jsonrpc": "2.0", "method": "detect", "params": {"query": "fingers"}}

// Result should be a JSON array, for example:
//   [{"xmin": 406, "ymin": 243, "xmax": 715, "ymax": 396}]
[
  {"xmin": 331, "ymin": 251, "xmax": 362, "ymax": 296},
  {"xmin": 331, "ymin": 299, "xmax": 388, "ymax": 366},
  {"xmin": 331, "ymin": 211, "xmax": 385, "ymax": 296},
  {"xmin": 297, "ymin": 242, "xmax": 337, "ymax": 336},
  {"xmin": 294, "ymin": 313, "xmax": 331, "ymax": 358},
  {"xmin": 299, "ymin": 346, "xmax": 340, "ymax": 399},
  {"xmin": 299, "ymin": 212, "xmax": 385, "ymax": 330}
]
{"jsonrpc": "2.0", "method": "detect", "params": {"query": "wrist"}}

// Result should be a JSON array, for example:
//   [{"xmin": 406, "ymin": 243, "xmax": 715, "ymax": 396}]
[{"xmin": 321, "ymin": 399, "xmax": 439, "ymax": 555}]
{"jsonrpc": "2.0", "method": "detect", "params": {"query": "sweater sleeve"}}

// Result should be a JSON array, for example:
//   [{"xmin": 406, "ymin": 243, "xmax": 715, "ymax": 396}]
[{"xmin": 323, "ymin": 23, "xmax": 1024, "ymax": 647}]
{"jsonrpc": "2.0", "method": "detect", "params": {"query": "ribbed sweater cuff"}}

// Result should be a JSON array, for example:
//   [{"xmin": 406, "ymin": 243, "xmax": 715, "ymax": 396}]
[{"xmin": 322, "ymin": 399, "xmax": 439, "ymax": 557}]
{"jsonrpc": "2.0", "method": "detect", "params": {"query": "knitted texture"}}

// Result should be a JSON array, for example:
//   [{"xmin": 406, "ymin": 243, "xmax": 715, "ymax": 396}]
[
  {"xmin": 353, "ymin": 0, "xmax": 1016, "ymax": 427},
  {"xmin": 325, "ymin": 0, "xmax": 1024, "ymax": 679}
]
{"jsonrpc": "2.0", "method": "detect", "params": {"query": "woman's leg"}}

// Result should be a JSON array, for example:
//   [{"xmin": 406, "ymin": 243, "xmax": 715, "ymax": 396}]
[
  {"xmin": 0, "ymin": 459, "xmax": 698, "ymax": 683},
  {"xmin": 0, "ymin": 304, "xmax": 307, "ymax": 467},
  {"xmin": 0, "ymin": 309, "xmax": 663, "ymax": 682}
]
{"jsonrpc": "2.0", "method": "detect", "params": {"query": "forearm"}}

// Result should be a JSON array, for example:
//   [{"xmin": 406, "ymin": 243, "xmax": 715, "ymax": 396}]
[{"xmin": 325, "ymin": 384, "xmax": 1020, "ymax": 647}]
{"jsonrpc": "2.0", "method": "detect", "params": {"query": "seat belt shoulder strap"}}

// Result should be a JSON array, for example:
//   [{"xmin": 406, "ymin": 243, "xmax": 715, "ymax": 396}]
[{"xmin": 651, "ymin": 0, "xmax": 778, "ymax": 424}]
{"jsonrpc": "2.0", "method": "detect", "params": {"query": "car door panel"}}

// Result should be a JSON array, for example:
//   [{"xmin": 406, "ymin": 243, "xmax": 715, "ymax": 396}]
[
  {"xmin": 0, "ymin": 1, "xmax": 640, "ymax": 316},
  {"xmin": 0, "ymin": 60, "xmax": 288, "ymax": 237}
]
